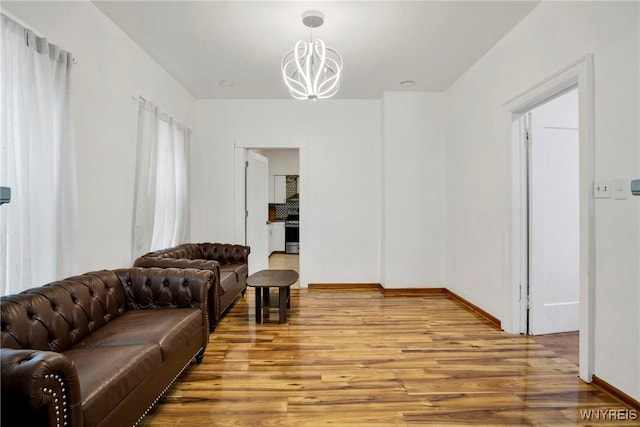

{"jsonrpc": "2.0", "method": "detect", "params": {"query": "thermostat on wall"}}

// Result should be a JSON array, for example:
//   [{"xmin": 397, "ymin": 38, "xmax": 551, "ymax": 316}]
[{"xmin": 631, "ymin": 179, "xmax": 640, "ymax": 196}]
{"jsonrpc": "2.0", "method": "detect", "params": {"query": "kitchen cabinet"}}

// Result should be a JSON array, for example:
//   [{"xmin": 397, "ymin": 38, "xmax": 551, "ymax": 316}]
[
  {"xmin": 272, "ymin": 222, "xmax": 285, "ymax": 252},
  {"xmin": 268, "ymin": 221, "xmax": 285, "ymax": 254},
  {"xmin": 270, "ymin": 175, "xmax": 286, "ymax": 204}
]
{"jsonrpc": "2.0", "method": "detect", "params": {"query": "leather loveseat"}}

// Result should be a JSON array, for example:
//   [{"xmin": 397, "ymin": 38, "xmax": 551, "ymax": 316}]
[
  {"xmin": 0, "ymin": 267, "xmax": 214, "ymax": 427},
  {"xmin": 134, "ymin": 243, "xmax": 250, "ymax": 331}
]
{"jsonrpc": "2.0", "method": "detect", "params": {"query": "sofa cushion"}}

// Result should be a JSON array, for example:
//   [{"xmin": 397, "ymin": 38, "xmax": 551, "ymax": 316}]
[
  {"xmin": 64, "ymin": 344, "xmax": 161, "ymax": 427},
  {"xmin": 73, "ymin": 308, "xmax": 203, "ymax": 362}
]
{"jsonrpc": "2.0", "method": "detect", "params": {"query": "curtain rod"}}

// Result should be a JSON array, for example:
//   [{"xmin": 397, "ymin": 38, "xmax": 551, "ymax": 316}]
[{"xmin": 130, "ymin": 95, "xmax": 192, "ymax": 134}]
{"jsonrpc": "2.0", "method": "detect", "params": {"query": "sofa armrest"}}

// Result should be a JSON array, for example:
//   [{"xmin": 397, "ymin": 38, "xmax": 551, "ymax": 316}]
[
  {"xmin": 114, "ymin": 267, "xmax": 214, "ymax": 348},
  {"xmin": 1, "ymin": 348, "xmax": 82, "ymax": 427},
  {"xmin": 114, "ymin": 267, "xmax": 212, "ymax": 309},
  {"xmin": 128, "ymin": 259, "xmax": 224, "ymax": 331}
]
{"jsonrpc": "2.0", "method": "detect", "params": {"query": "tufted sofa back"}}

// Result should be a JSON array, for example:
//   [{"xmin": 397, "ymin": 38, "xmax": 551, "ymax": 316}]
[
  {"xmin": 1, "ymin": 271, "xmax": 127, "ymax": 352},
  {"xmin": 199, "ymin": 243, "xmax": 249, "ymax": 265},
  {"xmin": 1, "ymin": 268, "xmax": 211, "ymax": 355},
  {"xmin": 136, "ymin": 242, "xmax": 250, "ymax": 266},
  {"xmin": 148, "ymin": 243, "xmax": 202, "ymax": 260}
]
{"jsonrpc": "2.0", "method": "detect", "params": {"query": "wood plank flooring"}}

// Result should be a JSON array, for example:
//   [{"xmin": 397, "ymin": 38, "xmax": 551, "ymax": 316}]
[
  {"xmin": 139, "ymin": 284, "xmax": 634, "ymax": 426},
  {"xmin": 267, "ymin": 253, "xmax": 300, "ymax": 287},
  {"xmin": 530, "ymin": 332, "xmax": 579, "ymax": 367}
]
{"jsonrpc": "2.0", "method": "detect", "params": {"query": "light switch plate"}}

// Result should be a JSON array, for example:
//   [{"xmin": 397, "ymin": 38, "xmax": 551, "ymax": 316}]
[
  {"xmin": 613, "ymin": 178, "xmax": 628, "ymax": 200},
  {"xmin": 593, "ymin": 179, "xmax": 611, "ymax": 199}
]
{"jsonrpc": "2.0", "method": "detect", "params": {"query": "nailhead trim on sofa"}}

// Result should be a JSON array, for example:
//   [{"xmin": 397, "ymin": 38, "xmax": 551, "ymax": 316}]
[{"xmin": 43, "ymin": 373, "xmax": 68, "ymax": 427}]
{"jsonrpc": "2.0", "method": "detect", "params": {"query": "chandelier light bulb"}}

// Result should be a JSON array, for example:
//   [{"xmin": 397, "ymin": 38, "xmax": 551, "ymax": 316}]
[{"xmin": 281, "ymin": 11, "xmax": 343, "ymax": 100}]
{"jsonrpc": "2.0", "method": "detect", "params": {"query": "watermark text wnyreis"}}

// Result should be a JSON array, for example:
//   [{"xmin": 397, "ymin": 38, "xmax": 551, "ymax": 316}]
[{"xmin": 579, "ymin": 409, "xmax": 637, "ymax": 421}]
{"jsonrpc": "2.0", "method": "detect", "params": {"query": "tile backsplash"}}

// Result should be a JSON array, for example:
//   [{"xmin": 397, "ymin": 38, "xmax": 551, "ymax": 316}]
[
  {"xmin": 271, "ymin": 200, "xmax": 299, "ymax": 219},
  {"xmin": 286, "ymin": 176, "xmax": 298, "ymax": 198},
  {"xmin": 270, "ymin": 175, "xmax": 299, "ymax": 219}
]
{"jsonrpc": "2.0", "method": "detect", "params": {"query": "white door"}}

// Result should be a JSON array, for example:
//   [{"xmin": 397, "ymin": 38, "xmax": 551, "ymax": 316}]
[
  {"xmin": 528, "ymin": 89, "xmax": 580, "ymax": 335},
  {"xmin": 246, "ymin": 151, "xmax": 269, "ymax": 274}
]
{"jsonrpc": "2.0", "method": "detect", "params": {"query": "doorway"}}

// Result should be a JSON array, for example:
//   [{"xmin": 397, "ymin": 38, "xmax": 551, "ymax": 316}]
[
  {"xmin": 504, "ymin": 55, "xmax": 595, "ymax": 382},
  {"xmin": 261, "ymin": 149, "xmax": 300, "ymax": 275},
  {"xmin": 526, "ymin": 88, "xmax": 580, "ymax": 336},
  {"xmin": 235, "ymin": 146, "xmax": 305, "ymax": 284}
]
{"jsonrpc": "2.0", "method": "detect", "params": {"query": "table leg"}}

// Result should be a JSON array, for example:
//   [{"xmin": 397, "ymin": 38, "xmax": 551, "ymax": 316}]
[
  {"xmin": 279, "ymin": 287, "xmax": 288, "ymax": 323},
  {"xmin": 254, "ymin": 287, "xmax": 262, "ymax": 324}
]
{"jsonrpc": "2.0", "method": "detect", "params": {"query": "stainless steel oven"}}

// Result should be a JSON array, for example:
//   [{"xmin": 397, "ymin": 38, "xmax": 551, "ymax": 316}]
[{"xmin": 285, "ymin": 212, "xmax": 299, "ymax": 254}]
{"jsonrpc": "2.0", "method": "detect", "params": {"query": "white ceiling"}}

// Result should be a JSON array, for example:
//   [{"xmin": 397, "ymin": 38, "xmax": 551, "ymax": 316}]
[{"xmin": 93, "ymin": 1, "xmax": 540, "ymax": 100}]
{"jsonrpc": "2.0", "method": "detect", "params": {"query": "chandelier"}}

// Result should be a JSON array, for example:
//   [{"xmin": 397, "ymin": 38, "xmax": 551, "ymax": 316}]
[{"xmin": 281, "ymin": 11, "xmax": 343, "ymax": 100}]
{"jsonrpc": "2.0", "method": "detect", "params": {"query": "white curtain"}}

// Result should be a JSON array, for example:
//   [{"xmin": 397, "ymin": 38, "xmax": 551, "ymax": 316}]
[
  {"xmin": 0, "ymin": 14, "xmax": 77, "ymax": 296},
  {"xmin": 132, "ymin": 99, "xmax": 190, "ymax": 258}
]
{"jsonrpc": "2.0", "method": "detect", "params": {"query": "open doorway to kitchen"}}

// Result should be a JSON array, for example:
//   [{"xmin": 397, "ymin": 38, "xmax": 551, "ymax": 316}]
[
  {"xmin": 504, "ymin": 55, "xmax": 595, "ymax": 382},
  {"xmin": 235, "ymin": 147, "xmax": 303, "ymax": 286},
  {"xmin": 263, "ymin": 149, "xmax": 300, "ymax": 287}
]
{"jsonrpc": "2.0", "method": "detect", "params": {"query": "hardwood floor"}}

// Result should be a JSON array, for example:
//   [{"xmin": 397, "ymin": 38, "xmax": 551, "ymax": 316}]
[
  {"xmin": 531, "ymin": 332, "xmax": 579, "ymax": 367},
  {"xmin": 268, "ymin": 253, "xmax": 300, "ymax": 287},
  {"xmin": 140, "ymin": 286, "xmax": 634, "ymax": 426}
]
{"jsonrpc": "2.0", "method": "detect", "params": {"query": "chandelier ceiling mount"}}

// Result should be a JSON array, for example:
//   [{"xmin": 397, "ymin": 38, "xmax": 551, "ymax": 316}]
[{"xmin": 302, "ymin": 10, "xmax": 324, "ymax": 28}]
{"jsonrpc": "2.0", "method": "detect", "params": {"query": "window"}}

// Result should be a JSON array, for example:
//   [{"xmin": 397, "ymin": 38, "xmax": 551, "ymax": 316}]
[
  {"xmin": 1, "ymin": 14, "xmax": 77, "ymax": 295},
  {"xmin": 132, "ymin": 99, "xmax": 190, "ymax": 258}
]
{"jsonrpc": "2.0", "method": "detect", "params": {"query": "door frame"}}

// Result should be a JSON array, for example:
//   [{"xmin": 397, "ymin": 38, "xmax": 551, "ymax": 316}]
[
  {"xmin": 502, "ymin": 54, "xmax": 595, "ymax": 382},
  {"xmin": 234, "ymin": 142, "xmax": 308, "ymax": 286}
]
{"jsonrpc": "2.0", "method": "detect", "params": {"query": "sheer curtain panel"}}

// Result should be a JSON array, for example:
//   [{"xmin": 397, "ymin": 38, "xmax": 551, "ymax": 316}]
[
  {"xmin": 0, "ymin": 14, "xmax": 78, "ymax": 296},
  {"xmin": 132, "ymin": 99, "xmax": 190, "ymax": 259}
]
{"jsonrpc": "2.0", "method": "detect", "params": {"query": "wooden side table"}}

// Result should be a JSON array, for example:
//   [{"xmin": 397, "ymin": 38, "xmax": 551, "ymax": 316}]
[{"xmin": 246, "ymin": 269, "xmax": 298, "ymax": 324}]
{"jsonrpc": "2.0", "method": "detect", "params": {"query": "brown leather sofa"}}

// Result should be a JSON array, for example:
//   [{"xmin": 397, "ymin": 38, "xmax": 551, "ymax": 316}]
[
  {"xmin": 0, "ymin": 267, "xmax": 214, "ymax": 427},
  {"xmin": 134, "ymin": 243, "xmax": 250, "ymax": 331}
]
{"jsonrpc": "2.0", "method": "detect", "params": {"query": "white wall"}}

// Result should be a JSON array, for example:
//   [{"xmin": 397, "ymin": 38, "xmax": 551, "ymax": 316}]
[
  {"xmin": 193, "ymin": 100, "xmax": 381, "ymax": 285},
  {"xmin": 3, "ymin": 2, "xmax": 197, "ymax": 273},
  {"xmin": 444, "ymin": 1, "xmax": 639, "ymax": 399},
  {"xmin": 261, "ymin": 150, "xmax": 299, "ymax": 201},
  {"xmin": 381, "ymin": 92, "xmax": 445, "ymax": 288},
  {"xmin": 262, "ymin": 150, "xmax": 300, "ymax": 176}
]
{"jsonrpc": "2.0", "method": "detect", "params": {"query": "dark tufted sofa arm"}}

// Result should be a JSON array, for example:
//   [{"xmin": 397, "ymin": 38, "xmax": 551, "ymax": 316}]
[
  {"xmin": 1, "ymin": 348, "xmax": 83, "ymax": 427},
  {"xmin": 114, "ymin": 267, "xmax": 211, "ymax": 310},
  {"xmin": 114, "ymin": 267, "xmax": 213, "ymax": 349},
  {"xmin": 130, "ymin": 258, "xmax": 221, "ymax": 317},
  {"xmin": 133, "ymin": 243, "xmax": 250, "ymax": 331}
]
